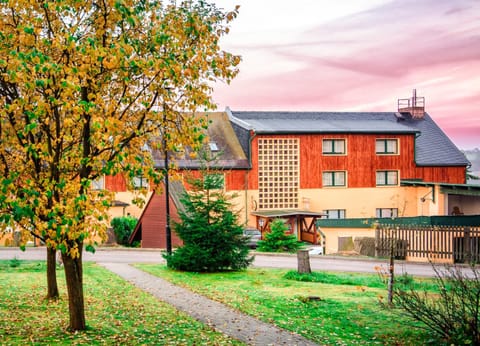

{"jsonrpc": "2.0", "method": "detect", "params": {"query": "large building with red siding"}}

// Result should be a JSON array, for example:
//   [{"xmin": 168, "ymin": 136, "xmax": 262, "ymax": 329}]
[{"xmin": 105, "ymin": 94, "xmax": 480, "ymax": 249}]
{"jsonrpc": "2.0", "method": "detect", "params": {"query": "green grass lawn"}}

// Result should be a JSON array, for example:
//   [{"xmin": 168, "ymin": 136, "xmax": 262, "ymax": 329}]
[
  {"xmin": 0, "ymin": 260, "xmax": 243, "ymax": 345},
  {"xmin": 0, "ymin": 258, "xmax": 441, "ymax": 345},
  {"xmin": 137, "ymin": 265, "xmax": 440, "ymax": 346}
]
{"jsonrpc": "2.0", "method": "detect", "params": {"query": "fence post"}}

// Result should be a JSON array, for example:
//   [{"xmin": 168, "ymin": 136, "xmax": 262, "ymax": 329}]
[
  {"xmin": 464, "ymin": 227, "xmax": 471, "ymax": 264},
  {"xmin": 375, "ymin": 225, "xmax": 380, "ymax": 258}
]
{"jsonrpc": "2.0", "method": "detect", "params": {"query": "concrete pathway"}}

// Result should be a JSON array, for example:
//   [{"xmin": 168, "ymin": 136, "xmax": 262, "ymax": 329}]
[{"xmin": 100, "ymin": 262, "xmax": 318, "ymax": 346}]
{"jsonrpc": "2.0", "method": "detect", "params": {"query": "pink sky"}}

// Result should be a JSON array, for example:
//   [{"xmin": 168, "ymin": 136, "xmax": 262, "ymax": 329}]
[{"xmin": 211, "ymin": 0, "xmax": 480, "ymax": 150}]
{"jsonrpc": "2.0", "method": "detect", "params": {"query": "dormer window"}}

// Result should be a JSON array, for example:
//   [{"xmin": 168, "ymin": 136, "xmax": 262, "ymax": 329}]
[
  {"xmin": 209, "ymin": 141, "xmax": 219, "ymax": 152},
  {"xmin": 141, "ymin": 143, "xmax": 151, "ymax": 153}
]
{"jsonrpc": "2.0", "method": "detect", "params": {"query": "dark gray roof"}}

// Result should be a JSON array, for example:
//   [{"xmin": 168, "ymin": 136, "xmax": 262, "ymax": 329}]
[
  {"xmin": 401, "ymin": 113, "xmax": 470, "ymax": 166},
  {"xmin": 228, "ymin": 110, "xmax": 470, "ymax": 167},
  {"xmin": 229, "ymin": 111, "xmax": 418, "ymax": 134},
  {"xmin": 111, "ymin": 200, "xmax": 130, "ymax": 207}
]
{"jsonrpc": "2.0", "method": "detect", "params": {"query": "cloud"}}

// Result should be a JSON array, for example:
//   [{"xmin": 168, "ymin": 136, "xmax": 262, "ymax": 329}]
[
  {"xmin": 281, "ymin": 0, "xmax": 480, "ymax": 76},
  {"xmin": 212, "ymin": 0, "xmax": 480, "ymax": 148}
]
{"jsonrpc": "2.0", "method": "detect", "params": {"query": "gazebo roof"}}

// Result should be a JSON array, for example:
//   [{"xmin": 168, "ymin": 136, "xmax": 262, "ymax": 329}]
[{"xmin": 251, "ymin": 209, "xmax": 325, "ymax": 218}]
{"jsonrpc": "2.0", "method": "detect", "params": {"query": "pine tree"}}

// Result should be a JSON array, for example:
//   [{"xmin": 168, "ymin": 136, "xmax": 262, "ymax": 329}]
[
  {"xmin": 257, "ymin": 219, "xmax": 304, "ymax": 253},
  {"xmin": 164, "ymin": 169, "xmax": 253, "ymax": 272}
]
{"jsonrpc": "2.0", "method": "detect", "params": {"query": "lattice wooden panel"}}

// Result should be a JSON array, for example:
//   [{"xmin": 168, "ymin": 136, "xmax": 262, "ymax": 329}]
[{"xmin": 258, "ymin": 138, "xmax": 299, "ymax": 210}]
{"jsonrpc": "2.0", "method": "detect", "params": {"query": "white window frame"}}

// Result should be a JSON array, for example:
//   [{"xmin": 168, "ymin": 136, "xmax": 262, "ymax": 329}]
[
  {"xmin": 376, "ymin": 208, "xmax": 398, "ymax": 218},
  {"xmin": 323, "ymin": 209, "xmax": 346, "ymax": 219},
  {"xmin": 322, "ymin": 139, "xmax": 346, "ymax": 155},
  {"xmin": 91, "ymin": 175, "xmax": 105, "ymax": 190},
  {"xmin": 376, "ymin": 138, "xmax": 399, "ymax": 155},
  {"xmin": 322, "ymin": 171, "xmax": 347, "ymax": 187},
  {"xmin": 376, "ymin": 170, "xmax": 399, "ymax": 186},
  {"xmin": 132, "ymin": 176, "xmax": 149, "ymax": 190}
]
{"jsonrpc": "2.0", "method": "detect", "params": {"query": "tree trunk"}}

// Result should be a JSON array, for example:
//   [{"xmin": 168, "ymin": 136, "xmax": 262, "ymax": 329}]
[
  {"xmin": 62, "ymin": 245, "xmax": 86, "ymax": 331},
  {"xmin": 46, "ymin": 247, "xmax": 59, "ymax": 299},
  {"xmin": 297, "ymin": 249, "xmax": 311, "ymax": 274}
]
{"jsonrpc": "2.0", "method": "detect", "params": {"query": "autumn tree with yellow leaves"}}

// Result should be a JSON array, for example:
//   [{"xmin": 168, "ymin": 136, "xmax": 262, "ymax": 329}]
[{"xmin": 0, "ymin": 0, "xmax": 239, "ymax": 331}]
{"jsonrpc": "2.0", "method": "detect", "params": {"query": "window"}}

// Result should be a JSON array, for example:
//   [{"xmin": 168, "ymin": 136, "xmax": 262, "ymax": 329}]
[
  {"xmin": 91, "ymin": 176, "xmax": 104, "ymax": 190},
  {"xmin": 376, "ymin": 170, "xmax": 398, "ymax": 186},
  {"xmin": 204, "ymin": 173, "xmax": 224, "ymax": 189},
  {"xmin": 258, "ymin": 138, "xmax": 299, "ymax": 209},
  {"xmin": 209, "ymin": 142, "xmax": 219, "ymax": 152},
  {"xmin": 323, "ymin": 209, "xmax": 346, "ymax": 219},
  {"xmin": 376, "ymin": 139, "xmax": 398, "ymax": 154},
  {"xmin": 132, "ymin": 176, "xmax": 149, "ymax": 189},
  {"xmin": 322, "ymin": 171, "xmax": 346, "ymax": 187},
  {"xmin": 323, "ymin": 139, "xmax": 346, "ymax": 155},
  {"xmin": 376, "ymin": 208, "xmax": 398, "ymax": 218}
]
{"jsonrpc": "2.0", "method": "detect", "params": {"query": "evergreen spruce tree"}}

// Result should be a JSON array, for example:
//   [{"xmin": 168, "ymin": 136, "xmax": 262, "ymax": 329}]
[
  {"xmin": 164, "ymin": 164, "xmax": 253, "ymax": 272},
  {"xmin": 257, "ymin": 219, "xmax": 304, "ymax": 253}
]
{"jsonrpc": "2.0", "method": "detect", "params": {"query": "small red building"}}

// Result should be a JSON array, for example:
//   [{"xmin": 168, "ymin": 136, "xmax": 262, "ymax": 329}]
[
  {"xmin": 127, "ymin": 111, "xmax": 249, "ymax": 248},
  {"xmin": 128, "ymin": 183, "xmax": 183, "ymax": 249}
]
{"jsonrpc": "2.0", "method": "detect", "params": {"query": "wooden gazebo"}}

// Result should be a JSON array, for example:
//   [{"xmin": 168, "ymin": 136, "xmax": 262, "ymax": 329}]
[{"xmin": 251, "ymin": 210, "xmax": 326, "ymax": 245}]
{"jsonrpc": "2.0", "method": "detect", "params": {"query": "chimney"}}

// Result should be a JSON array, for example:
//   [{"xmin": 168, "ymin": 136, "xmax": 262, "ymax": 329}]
[{"xmin": 397, "ymin": 89, "xmax": 425, "ymax": 119}]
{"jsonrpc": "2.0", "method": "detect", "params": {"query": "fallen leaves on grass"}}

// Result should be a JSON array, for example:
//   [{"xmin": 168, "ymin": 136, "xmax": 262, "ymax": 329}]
[{"xmin": 0, "ymin": 260, "xmax": 243, "ymax": 345}]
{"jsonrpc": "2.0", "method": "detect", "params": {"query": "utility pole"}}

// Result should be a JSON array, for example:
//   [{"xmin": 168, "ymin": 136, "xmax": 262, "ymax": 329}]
[{"xmin": 163, "ymin": 103, "xmax": 172, "ymax": 255}]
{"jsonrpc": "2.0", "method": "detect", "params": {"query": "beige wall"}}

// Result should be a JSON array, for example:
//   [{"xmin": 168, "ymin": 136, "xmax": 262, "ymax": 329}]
[
  {"xmin": 229, "ymin": 185, "xmax": 452, "ymax": 230},
  {"xmin": 229, "ymin": 189, "xmax": 259, "ymax": 227},
  {"xmin": 0, "ymin": 191, "xmax": 152, "ymax": 246},
  {"xmin": 411, "ymin": 185, "xmax": 446, "ymax": 217},
  {"xmin": 319, "ymin": 227, "xmax": 376, "ymax": 255},
  {"xmin": 0, "ymin": 233, "xmax": 12, "ymax": 246},
  {"xmin": 109, "ymin": 191, "xmax": 153, "ymax": 219},
  {"xmin": 299, "ymin": 186, "xmax": 449, "ymax": 218}
]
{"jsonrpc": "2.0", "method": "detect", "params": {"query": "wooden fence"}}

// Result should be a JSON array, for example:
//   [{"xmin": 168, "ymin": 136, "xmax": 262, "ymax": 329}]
[{"xmin": 375, "ymin": 225, "xmax": 480, "ymax": 263}]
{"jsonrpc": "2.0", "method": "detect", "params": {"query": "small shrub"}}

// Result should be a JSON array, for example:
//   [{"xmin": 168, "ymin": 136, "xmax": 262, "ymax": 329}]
[
  {"xmin": 9, "ymin": 257, "xmax": 21, "ymax": 268},
  {"xmin": 394, "ymin": 264, "xmax": 480, "ymax": 345},
  {"xmin": 396, "ymin": 272, "xmax": 414, "ymax": 287},
  {"xmin": 256, "ymin": 219, "xmax": 303, "ymax": 253},
  {"xmin": 130, "ymin": 240, "xmax": 141, "ymax": 248},
  {"xmin": 376, "ymin": 265, "xmax": 440, "ymax": 292},
  {"xmin": 111, "ymin": 216, "xmax": 138, "ymax": 246},
  {"xmin": 285, "ymin": 270, "xmax": 386, "ymax": 288}
]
